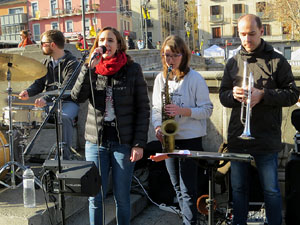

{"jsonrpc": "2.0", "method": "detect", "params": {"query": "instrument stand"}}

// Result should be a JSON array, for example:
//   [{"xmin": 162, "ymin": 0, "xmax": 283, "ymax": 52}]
[
  {"xmin": 18, "ymin": 127, "xmax": 32, "ymax": 167},
  {"xmin": 166, "ymin": 151, "xmax": 253, "ymax": 225},
  {"xmin": 204, "ymin": 160, "xmax": 226, "ymax": 225},
  {"xmin": 0, "ymin": 63, "xmax": 41, "ymax": 189},
  {"xmin": 53, "ymin": 112, "xmax": 66, "ymax": 225}
]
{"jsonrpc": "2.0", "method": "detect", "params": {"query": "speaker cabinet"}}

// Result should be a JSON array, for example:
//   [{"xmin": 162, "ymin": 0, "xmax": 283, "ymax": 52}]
[{"xmin": 43, "ymin": 160, "xmax": 101, "ymax": 197}]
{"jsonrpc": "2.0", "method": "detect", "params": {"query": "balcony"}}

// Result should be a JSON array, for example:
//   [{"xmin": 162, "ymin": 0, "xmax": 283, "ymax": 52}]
[
  {"xmin": 233, "ymin": 13, "xmax": 245, "ymax": 20},
  {"xmin": 208, "ymin": 37, "xmax": 240, "ymax": 46},
  {"xmin": 210, "ymin": 14, "xmax": 224, "ymax": 23},
  {"xmin": 0, "ymin": 13, "xmax": 27, "ymax": 26}
]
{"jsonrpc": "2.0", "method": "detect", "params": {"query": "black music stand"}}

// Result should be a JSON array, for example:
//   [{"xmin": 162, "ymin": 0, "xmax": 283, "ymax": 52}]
[{"xmin": 166, "ymin": 150, "xmax": 253, "ymax": 225}]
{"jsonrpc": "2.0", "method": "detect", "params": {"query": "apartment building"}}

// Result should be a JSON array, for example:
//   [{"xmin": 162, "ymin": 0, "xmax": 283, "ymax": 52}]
[
  {"xmin": 131, "ymin": 0, "xmax": 199, "ymax": 50},
  {"xmin": 0, "ymin": 0, "xmax": 133, "ymax": 44},
  {"xmin": 200, "ymin": 0, "xmax": 299, "ymax": 59}
]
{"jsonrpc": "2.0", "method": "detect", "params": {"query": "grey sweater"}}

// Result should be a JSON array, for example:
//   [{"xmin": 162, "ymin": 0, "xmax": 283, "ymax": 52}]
[{"xmin": 152, "ymin": 69, "xmax": 213, "ymax": 139}]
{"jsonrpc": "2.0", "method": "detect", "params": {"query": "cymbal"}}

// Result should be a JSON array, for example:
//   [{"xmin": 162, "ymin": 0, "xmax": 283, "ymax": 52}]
[
  {"xmin": 42, "ymin": 90, "xmax": 71, "ymax": 96},
  {"xmin": 0, "ymin": 53, "xmax": 47, "ymax": 81}
]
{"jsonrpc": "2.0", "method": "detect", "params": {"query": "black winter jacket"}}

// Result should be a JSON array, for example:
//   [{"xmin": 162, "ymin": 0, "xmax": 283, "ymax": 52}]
[
  {"xmin": 26, "ymin": 50, "xmax": 80, "ymax": 102},
  {"xmin": 219, "ymin": 40, "xmax": 299, "ymax": 154},
  {"xmin": 71, "ymin": 60, "xmax": 150, "ymax": 149}
]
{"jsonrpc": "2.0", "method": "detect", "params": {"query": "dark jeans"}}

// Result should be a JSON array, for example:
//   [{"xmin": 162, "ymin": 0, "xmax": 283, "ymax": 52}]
[
  {"xmin": 165, "ymin": 137, "xmax": 203, "ymax": 225},
  {"xmin": 231, "ymin": 153, "xmax": 282, "ymax": 225}
]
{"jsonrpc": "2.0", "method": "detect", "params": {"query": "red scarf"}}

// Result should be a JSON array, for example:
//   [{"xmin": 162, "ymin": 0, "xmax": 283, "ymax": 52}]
[{"xmin": 95, "ymin": 52, "xmax": 127, "ymax": 76}]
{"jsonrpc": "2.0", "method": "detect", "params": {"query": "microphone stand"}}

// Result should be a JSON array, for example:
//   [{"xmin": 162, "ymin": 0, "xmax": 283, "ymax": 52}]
[{"xmin": 23, "ymin": 51, "xmax": 89, "ymax": 225}]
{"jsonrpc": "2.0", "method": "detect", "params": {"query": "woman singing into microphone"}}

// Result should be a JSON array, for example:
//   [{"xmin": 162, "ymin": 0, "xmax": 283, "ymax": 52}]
[
  {"xmin": 152, "ymin": 35, "xmax": 213, "ymax": 225},
  {"xmin": 71, "ymin": 27, "xmax": 150, "ymax": 225}
]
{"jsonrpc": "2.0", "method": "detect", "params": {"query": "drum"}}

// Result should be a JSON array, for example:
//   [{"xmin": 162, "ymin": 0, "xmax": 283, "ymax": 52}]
[
  {"xmin": 30, "ymin": 107, "xmax": 46, "ymax": 125},
  {"xmin": 0, "ymin": 130, "xmax": 10, "ymax": 180},
  {"xmin": 2, "ymin": 106, "xmax": 31, "ymax": 127}
]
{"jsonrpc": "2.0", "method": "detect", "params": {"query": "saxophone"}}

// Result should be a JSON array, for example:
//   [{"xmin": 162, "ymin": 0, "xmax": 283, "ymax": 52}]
[{"xmin": 161, "ymin": 65, "xmax": 179, "ymax": 153}]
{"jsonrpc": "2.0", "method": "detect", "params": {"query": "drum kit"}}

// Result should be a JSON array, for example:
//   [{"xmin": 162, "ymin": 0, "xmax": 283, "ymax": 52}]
[{"xmin": 0, "ymin": 53, "xmax": 54, "ymax": 189}]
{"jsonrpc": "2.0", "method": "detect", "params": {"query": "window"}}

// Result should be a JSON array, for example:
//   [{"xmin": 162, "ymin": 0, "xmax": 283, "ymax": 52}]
[
  {"xmin": 233, "ymin": 26, "xmax": 238, "ymax": 37},
  {"xmin": 85, "ymin": 19, "xmax": 90, "ymax": 31},
  {"xmin": 66, "ymin": 20, "xmax": 73, "ymax": 32},
  {"xmin": 33, "ymin": 23, "xmax": 40, "ymax": 41},
  {"xmin": 256, "ymin": 2, "xmax": 266, "ymax": 12},
  {"xmin": 84, "ymin": 0, "xmax": 89, "ymax": 11},
  {"xmin": 210, "ymin": 5, "xmax": 221, "ymax": 16},
  {"xmin": 51, "ymin": 0, "xmax": 57, "ymax": 16},
  {"xmin": 15, "ymin": 25, "xmax": 25, "ymax": 33},
  {"xmin": 284, "ymin": 47, "xmax": 291, "ymax": 60},
  {"xmin": 125, "ymin": 0, "xmax": 129, "ymax": 11},
  {"xmin": 65, "ymin": 0, "xmax": 72, "ymax": 14},
  {"xmin": 32, "ymin": 2, "xmax": 38, "ymax": 18},
  {"xmin": 92, "ymin": 17, "xmax": 97, "ymax": 25},
  {"xmin": 123, "ymin": 20, "xmax": 127, "ymax": 31},
  {"xmin": 233, "ymin": 4, "xmax": 244, "ymax": 14},
  {"xmin": 263, "ymin": 24, "xmax": 271, "ymax": 36},
  {"xmin": 51, "ymin": 22, "xmax": 59, "ymax": 30},
  {"xmin": 212, "ymin": 27, "xmax": 221, "ymax": 38},
  {"xmin": 9, "ymin": 7, "xmax": 23, "ymax": 14}
]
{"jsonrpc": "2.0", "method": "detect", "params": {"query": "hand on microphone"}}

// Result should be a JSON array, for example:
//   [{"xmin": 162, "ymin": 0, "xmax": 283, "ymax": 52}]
[{"xmin": 90, "ymin": 45, "xmax": 107, "ymax": 69}]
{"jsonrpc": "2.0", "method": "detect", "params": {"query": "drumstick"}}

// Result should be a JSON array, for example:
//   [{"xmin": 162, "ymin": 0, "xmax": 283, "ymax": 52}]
[{"xmin": 12, "ymin": 102, "xmax": 36, "ymax": 106}]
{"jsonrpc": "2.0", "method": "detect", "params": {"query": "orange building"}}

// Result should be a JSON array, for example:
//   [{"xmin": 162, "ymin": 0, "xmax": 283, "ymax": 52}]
[{"xmin": 0, "ymin": 0, "xmax": 28, "ymax": 44}]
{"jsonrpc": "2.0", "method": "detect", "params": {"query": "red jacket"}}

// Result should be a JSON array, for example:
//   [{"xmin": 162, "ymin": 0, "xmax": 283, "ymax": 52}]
[
  {"xmin": 79, "ymin": 38, "xmax": 88, "ymax": 49},
  {"xmin": 18, "ymin": 38, "xmax": 33, "ymax": 48}
]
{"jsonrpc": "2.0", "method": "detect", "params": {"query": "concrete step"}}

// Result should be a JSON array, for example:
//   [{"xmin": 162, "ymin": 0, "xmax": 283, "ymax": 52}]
[{"xmin": 66, "ymin": 194, "xmax": 148, "ymax": 225}]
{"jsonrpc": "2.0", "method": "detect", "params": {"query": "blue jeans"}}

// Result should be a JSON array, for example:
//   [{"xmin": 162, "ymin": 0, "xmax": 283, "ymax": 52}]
[
  {"xmin": 165, "ymin": 137, "xmax": 203, "ymax": 225},
  {"xmin": 85, "ymin": 141, "xmax": 135, "ymax": 225},
  {"xmin": 231, "ymin": 153, "xmax": 282, "ymax": 225},
  {"xmin": 61, "ymin": 101, "xmax": 79, "ymax": 159},
  {"xmin": 46, "ymin": 101, "xmax": 79, "ymax": 159}
]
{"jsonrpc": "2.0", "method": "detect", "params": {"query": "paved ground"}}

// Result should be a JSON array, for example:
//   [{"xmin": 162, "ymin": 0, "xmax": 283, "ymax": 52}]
[{"xmin": 131, "ymin": 204, "xmax": 182, "ymax": 225}]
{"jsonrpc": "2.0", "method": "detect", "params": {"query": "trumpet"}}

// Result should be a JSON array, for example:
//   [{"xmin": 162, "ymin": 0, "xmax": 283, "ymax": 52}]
[{"xmin": 239, "ymin": 61, "xmax": 255, "ymax": 140}]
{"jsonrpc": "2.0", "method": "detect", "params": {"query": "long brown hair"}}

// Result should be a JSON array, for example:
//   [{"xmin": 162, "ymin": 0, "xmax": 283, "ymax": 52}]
[
  {"xmin": 88, "ymin": 26, "xmax": 132, "ymax": 63},
  {"xmin": 160, "ymin": 35, "xmax": 190, "ymax": 80}
]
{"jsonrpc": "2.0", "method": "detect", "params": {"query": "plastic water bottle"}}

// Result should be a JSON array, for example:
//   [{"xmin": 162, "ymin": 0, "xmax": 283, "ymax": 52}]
[{"xmin": 23, "ymin": 167, "xmax": 36, "ymax": 208}]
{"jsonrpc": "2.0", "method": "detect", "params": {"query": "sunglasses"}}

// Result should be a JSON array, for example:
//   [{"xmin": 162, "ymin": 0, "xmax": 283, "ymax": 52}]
[{"xmin": 41, "ymin": 41, "xmax": 52, "ymax": 46}]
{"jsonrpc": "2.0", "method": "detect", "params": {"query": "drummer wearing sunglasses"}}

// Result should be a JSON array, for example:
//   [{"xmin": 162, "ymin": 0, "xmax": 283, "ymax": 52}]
[{"xmin": 19, "ymin": 30, "xmax": 80, "ymax": 160}]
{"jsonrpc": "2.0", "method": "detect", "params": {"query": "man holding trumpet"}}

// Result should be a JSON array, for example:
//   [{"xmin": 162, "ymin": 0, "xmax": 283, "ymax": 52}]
[{"xmin": 219, "ymin": 14, "xmax": 299, "ymax": 225}]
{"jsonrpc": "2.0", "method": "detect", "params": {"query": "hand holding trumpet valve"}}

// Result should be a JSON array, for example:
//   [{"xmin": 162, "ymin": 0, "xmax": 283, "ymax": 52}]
[{"xmin": 233, "ymin": 86, "xmax": 264, "ymax": 108}]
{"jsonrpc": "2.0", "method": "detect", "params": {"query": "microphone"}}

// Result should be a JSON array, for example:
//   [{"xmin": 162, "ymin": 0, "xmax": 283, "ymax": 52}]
[{"xmin": 91, "ymin": 45, "xmax": 107, "ymax": 60}]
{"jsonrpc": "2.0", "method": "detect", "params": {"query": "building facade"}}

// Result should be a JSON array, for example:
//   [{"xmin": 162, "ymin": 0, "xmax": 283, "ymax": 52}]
[
  {"xmin": 200, "ymin": 0, "xmax": 299, "ymax": 59},
  {"xmin": 0, "ymin": 0, "xmax": 28, "ymax": 44},
  {"xmin": 131, "ymin": 0, "xmax": 199, "ymax": 50},
  {"xmin": 0, "ymin": 0, "xmax": 133, "ymax": 44}
]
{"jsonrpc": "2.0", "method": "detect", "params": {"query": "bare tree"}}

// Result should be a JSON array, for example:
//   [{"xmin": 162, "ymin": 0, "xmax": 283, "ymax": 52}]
[{"xmin": 264, "ymin": 0, "xmax": 300, "ymax": 39}]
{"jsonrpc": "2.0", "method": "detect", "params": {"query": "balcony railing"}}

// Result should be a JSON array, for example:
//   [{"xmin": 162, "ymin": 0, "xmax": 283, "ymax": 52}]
[
  {"xmin": 233, "ymin": 13, "xmax": 245, "ymax": 20},
  {"xmin": 210, "ymin": 14, "xmax": 224, "ymax": 23},
  {"xmin": 0, "ymin": 13, "xmax": 27, "ymax": 26},
  {"xmin": 208, "ymin": 37, "xmax": 241, "ymax": 46}
]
